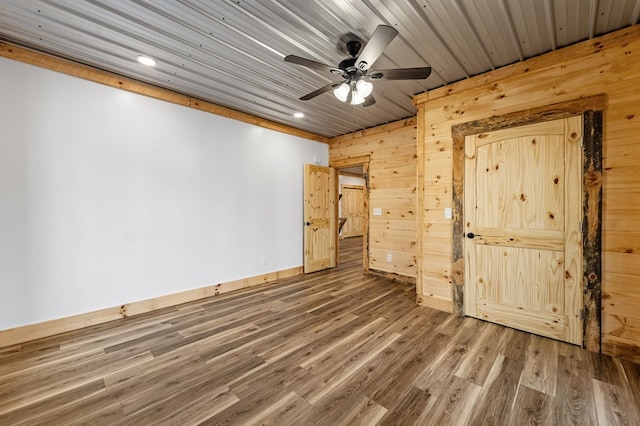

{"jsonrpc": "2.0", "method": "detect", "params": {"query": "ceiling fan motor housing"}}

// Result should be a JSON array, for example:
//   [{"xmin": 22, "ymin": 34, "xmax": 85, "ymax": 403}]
[
  {"xmin": 345, "ymin": 40, "xmax": 361, "ymax": 57},
  {"xmin": 338, "ymin": 57, "xmax": 360, "ymax": 75}
]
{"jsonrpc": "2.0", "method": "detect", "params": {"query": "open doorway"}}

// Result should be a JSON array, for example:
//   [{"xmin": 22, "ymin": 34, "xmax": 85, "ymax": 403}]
[{"xmin": 334, "ymin": 160, "xmax": 370, "ymax": 271}]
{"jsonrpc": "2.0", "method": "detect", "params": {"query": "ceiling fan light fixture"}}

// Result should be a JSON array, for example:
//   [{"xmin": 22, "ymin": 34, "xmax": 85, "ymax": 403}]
[
  {"xmin": 334, "ymin": 80, "xmax": 372, "ymax": 105},
  {"xmin": 334, "ymin": 83, "xmax": 350, "ymax": 102},
  {"xmin": 356, "ymin": 80, "xmax": 373, "ymax": 98},
  {"xmin": 350, "ymin": 92, "xmax": 366, "ymax": 105}
]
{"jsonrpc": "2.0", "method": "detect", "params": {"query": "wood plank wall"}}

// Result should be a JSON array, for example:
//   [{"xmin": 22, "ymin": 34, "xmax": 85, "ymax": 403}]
[
  {"xmin": 330, "ymin": 119, "xmax": 418, "ymax": 282},
  {"xmin": 414, "ymin": 24, "xmax": 640, "ymax": 363}
]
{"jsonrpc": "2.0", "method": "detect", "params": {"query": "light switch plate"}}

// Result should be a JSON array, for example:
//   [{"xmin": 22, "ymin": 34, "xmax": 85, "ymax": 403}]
[
  {"xmin": 373, "ymin": 208, "xmax": 383, "ymax": 216},
  {"xmin": 444, "ymin": 208, "xmax": 452, "ymax": 219}
]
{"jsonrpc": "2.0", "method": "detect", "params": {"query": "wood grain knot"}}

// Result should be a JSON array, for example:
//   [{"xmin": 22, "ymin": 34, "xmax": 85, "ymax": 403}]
[
  {"xmin": 588, "ymin": 272, "xmax": 598, "ymax": 282},
  {"xmin": 554, "ymin": 177, "xmax": 559, "ymax": 184},
  {"xmin": 626, "ymin": 114, "xmax": 635, "ymax": 120},
  {"xmin": 520, "ymin": 193, "xmax": 527, "ymax": 201},
  {"xmin": 585, "ymin": 172, "xmax": 601, "ymax": 187}
]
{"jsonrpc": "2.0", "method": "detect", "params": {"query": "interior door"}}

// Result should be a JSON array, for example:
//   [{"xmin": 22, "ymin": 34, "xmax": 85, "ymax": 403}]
[
  {"xmin": 341, "ymin": 185, "xmax": 365, "ymax": 237},
  {"xmin": 464, "ymin": 117, "xmax": 583, "ymax": 344},
  {"xmin": 303, "ymin": 164, "xmax": 337, "ymax": 273}
]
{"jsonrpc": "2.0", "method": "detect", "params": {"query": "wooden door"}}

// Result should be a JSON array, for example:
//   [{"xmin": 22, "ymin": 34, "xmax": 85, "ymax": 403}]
[
  {"xmin": 303, "ymin": 164, "xmax": 337, "ymax": 273},
  {"xmin": 464, "ymin": 117, "xmax": 583, "ymax": 344},
  {"xmin": 341, "ymin": 185, "xmax": 365, "ymax": 237}
]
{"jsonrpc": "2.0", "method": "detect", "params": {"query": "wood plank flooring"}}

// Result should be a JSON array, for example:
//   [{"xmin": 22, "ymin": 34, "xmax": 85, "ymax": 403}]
[{"xmin": 1, "ymin": 236, "xmax": 639, "ymax": 425}]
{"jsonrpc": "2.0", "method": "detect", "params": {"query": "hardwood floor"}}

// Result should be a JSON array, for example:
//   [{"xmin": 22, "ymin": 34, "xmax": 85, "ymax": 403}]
[{"xmin": 1, "ymin": 236, "xmax": 639, "ymax": 425}]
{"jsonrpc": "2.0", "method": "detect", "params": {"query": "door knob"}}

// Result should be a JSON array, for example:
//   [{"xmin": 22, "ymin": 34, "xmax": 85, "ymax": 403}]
[
  {"xmin": 305, "ymin": 221, "xmax": 311, "ymax": 226},
  {"xmin": 466, "ymin": 232, "xmax": 479, "ymax": 239}
]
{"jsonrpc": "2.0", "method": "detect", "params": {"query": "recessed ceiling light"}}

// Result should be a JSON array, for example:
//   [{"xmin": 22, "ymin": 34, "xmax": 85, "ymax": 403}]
[
  {"xmin": 293, "ymin": 112, "xmax": 304, "ymax": 118},
  {"xmin": 136, "ymin": 55, "xmax": 157, "ymax": 67}
]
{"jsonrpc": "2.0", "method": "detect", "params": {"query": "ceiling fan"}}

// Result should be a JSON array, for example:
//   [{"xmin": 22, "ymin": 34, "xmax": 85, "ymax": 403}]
[{"xmin": 284, "ymin": 25, "xmax": 431, "ymax": 107}]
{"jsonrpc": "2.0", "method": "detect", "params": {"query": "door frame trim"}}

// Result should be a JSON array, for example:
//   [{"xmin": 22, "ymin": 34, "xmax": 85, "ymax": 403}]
[
  {"xmin": 331, "ymin": 156, "xmax": 371, "ymax": 273},
  {"xmin": 451, "ymin": 95, "xmax": 605, "ymax": 352}
]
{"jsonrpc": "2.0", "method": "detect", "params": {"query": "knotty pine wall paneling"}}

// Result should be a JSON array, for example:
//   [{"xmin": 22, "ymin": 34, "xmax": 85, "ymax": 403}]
[
  {"xmin": 414, "ymin": 24, "xmax": 640, "ymax": 362},
  {"xmin": 330, "ymin": 119, "xmax": 418, "ymax": 282}
]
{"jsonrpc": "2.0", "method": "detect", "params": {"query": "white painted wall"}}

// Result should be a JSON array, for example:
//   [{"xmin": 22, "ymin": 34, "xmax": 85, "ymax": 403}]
[{"xmin": 0, "ymin": 57, "xmax": 328, "ymax": 330}]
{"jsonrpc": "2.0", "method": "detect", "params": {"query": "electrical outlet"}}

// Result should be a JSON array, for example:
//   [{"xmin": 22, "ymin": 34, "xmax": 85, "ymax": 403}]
[
  {"xmin": 261, "ymin": 256, "xmax": 267, "ymax": 265},
  {"xmin": 444, "ymin": 207, "xmax": 452, "ymax": 219},
  {"xmin": 373, "ymin": 208, "xmax": 383, "ymax": 216},
  {"xmin": 386, "ymin": 254, "xmax": 393, "ymax": 262}
]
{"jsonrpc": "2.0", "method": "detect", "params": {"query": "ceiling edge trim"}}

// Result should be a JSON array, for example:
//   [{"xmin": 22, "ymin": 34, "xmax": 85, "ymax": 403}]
[
  {"xmin": 0, "ymin": 41, "xmax": 329, "ymax": 144},
  {"xmin": 329, "ymin": 117, "xmax": 417, "ymax": 145},
  {"xmin": 413, "ymin": 23, "xmax": 640, "ymax": 105}
]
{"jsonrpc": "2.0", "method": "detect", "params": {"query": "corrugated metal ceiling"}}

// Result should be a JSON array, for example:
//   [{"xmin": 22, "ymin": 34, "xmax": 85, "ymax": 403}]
[{"xmin": 0, "ymin": 0, "xmax": 638, "ymax": 138}]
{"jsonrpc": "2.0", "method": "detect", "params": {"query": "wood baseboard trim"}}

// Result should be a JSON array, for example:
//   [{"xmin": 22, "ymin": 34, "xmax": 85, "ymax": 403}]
[
  {"xmin": 0, "ymin": 266, "xmax": 303, "ymax": 349},
  {"xmin": 417, "ymin": 293, "xmax": 454, "ymax": 313}
]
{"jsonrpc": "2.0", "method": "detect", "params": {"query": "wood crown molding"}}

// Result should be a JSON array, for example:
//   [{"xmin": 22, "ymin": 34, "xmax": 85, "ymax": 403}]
[
  {"xmin": 0, "ymin": 41, "xmax": 329, "ymax": 144},
  {"xmin": 329, "ymin": 117, "xmax": 417, "ymax": 145},
  {"xmin": 413, "ymin": 24, "xmax": 640, "ymax": 105}
]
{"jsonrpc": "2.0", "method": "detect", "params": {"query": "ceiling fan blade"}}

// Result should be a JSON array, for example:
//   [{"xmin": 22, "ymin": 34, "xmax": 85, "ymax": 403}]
[
  {"xmin": 369, "ymin": 67, "xmax": 432, "ymax": 80},
  {"xmin": 363, "ymin": 94, "xmax": 376, "ymax": 107},
  {"xmin": 284, "ymin": 55, "xmax": 341, "ymax": 74},
  {"xmin": 299, "ymin": 81, "xmax": 343, "ymax": 100},
  {"xmin": 355, "ymin": 25, "xmax": 398, "ymax": 71}
]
